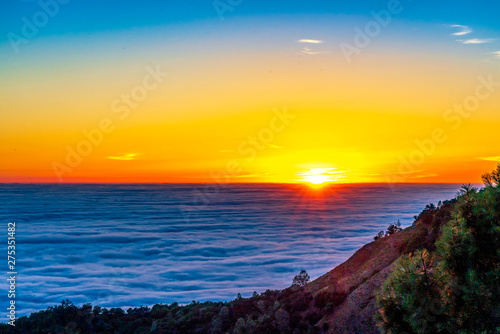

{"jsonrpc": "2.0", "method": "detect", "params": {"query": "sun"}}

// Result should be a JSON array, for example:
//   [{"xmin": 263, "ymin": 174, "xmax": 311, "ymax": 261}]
[
  {"xmin": 305, "ymin": 173, "xmax": 331, "ymax": 185},
  {"xmin": 299, "ymin": 168, "xmax": 336, "ymax": 186}
]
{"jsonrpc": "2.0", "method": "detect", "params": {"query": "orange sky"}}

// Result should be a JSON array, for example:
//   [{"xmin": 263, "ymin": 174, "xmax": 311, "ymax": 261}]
[{"xmin": 1, "ymin": 17, "xmax": 500, "ymax": 184}]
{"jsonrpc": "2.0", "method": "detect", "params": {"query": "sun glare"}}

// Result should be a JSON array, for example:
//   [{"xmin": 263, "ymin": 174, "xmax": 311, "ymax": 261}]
[{"xmin": 299, "ymin": 168, "xmax": 339, "ymax": 186}]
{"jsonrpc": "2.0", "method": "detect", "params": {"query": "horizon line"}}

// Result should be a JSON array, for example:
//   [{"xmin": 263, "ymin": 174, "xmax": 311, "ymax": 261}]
[{"xmin": 0, "ymin": 181, "xmax": 478, "ymax": 185}]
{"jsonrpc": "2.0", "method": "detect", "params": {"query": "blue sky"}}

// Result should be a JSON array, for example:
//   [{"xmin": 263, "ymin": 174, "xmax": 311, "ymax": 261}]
[{"xmin": 2, "ymin": 0, "xmax": 500, "ymax": 45}]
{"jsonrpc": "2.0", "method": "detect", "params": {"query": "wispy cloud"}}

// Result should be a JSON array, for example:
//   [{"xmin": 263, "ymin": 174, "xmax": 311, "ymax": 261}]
[
  {"xmin": 459, "ymin": 38, "xmax": 496, "ymax": 44},
  {"xmin": 409, "ymin": 173, "xmax": 439, "ymax": 179},
  {"xmin": 395, "ymin": 169, "xmax": 425, "ymax": 175},
  {"xmin": 107, "ymin": 153, "xmax": 138, "ymax": 161},
  {"xmin": 450, "ymin": 24, "xmax": 472, "ymax": 36},
  {"xmin": 478, "ymin": 156, "xmax": 500, "ymax": 162},
  {"xmin": 297, "ymin": 39, "xmax": 323, "ymax": 44},
  {"xmin": 491, "ymin": 51, "xmax": 500, "ymax": 59},
  {"xmin": 301, "ymin": 47, "xmax": 330, "ymax": 55}
]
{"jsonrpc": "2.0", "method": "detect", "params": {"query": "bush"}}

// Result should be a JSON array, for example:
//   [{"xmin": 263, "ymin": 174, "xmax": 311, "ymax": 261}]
[
  {"xmin": 314, "ymin": 290, "xmax": 348, "ymax": 310},
  {"xmin": 292, "ymin": 269, "xmax": 310, "ymax": 287},
  {"xmin": 385, "ymin": 220, "xmax": 402, "ymax": 236},
  {"xmin": 374, "ymin": 220, "xmax": 402, "ymax": 240},
  {"xmin": 373, "ymin": 230, "xmax": 385, "ymax": 240}
]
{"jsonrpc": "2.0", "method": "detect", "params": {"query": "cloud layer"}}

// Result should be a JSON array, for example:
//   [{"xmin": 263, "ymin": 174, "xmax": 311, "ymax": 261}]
[{"xmin": 0, "ymin": 183, "xmax": 462, "ymax": 317}]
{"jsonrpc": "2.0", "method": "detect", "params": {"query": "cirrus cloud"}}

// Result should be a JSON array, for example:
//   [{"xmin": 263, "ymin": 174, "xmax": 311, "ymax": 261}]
[
  {"xmin": 450, "ymin": 24, "xmax": 472, "ymax": 36},
  {"xmin": 459, "ymin": 38, "xmax": 496, "ymax": 44},
  {"xmin": 107, "ymin": 153, "xmax": 139, "ymax": 161},
  {"xmin": 297, "ymin": 39, "xmax": 323, "ymax": 44},
  {"xmin": 478, "ymin": 156, "xmax": 500, "ymax": 162}
]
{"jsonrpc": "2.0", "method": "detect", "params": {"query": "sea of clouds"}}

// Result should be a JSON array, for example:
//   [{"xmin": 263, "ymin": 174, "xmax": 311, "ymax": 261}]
[{"xmin": 0, "ymin": 183, "xmax": 462, "ymax": 317}]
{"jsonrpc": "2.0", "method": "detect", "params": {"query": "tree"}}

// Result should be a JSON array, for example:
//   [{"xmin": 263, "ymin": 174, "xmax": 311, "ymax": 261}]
[
  {"xmin": 292, "ymin": 270, "xmax": 310, "ymax": 287},
  {"xmin": 376, "ymin": 250, "xmax": 446, "ymax": 333},
  {"xmin": 375, "ymin": 220, "xmax": 403, "ymax": 240},
  {"xmin": 482, "ymin": 163, "xmax": 500, "ymax": 187},
  {"xmin": 377, "ymin": 167, "xmax": 500, "ymax": 333},
  {"xmin": 385, "ymin": 220, "xmax": 402, "ymax": 236},
  {"xmin": 374, "ymin": 231, "xmax": 385, "ymax": 240}
]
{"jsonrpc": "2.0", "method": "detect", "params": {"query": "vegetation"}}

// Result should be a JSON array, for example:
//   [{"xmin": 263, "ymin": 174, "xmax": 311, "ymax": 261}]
[
  {"xmin": 292, "ymin": 270, "xmax": 310, "ymax": 287},
  {"xmin": 374, "ymin": 220, "xmax": 403, "ymax": 240},
  {"xmin": 2, "ymin": 288, "xmax": 328, "ymax": 334},
  {"xmin": 376, "ymin": 164, "xmax": 500, "ymax": 333}
]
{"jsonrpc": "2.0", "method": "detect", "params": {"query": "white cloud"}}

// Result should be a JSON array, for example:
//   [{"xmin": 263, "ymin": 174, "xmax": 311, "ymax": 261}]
[
  {"xmin": 301, "ymin": 47, "xmax": 330, "ymax": 55},
  {"xmin": 450, "ymin": 24, "xmax": 472, "ymax": 36},
  {"xmin": 297, "ymin": 39, "xmax": 323, "ymax": 44},
  {"xmin": 460, "ymin": 38, "xmax": 496, "ymax": 44},
  {"xmin": 492, "ymin": 51, "xmax": 500, "ymax": 59}
]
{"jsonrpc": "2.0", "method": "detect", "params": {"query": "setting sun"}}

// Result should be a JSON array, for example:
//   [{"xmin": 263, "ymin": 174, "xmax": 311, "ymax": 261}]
[{"xmin": 299, "ymin": 168, "xmax": 343, "ymax": 186}]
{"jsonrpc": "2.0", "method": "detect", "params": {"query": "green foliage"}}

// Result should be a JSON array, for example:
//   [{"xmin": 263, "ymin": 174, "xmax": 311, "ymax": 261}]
[
  {"xmin": 482, "ymin": 164, "xmax": 500, "ymax": 187},
  {"xmin": 376, "ymin": 250, "xmax": 447, "ymax": 333},
  {"xmin": 376, "ymin": 164, "xmax": 500, "ymax": 333}
]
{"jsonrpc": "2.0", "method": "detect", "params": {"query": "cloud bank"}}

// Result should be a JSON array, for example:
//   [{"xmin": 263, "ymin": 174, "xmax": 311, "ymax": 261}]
[{"xmin": 0, "ymin": 183, "xmax": 461, "ymax": 317}]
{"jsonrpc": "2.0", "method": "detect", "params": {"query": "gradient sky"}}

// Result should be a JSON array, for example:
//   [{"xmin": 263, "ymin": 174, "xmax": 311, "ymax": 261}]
[{"xmin": 1, "ymin": 0, "xmax": 500, "ymax": 183}]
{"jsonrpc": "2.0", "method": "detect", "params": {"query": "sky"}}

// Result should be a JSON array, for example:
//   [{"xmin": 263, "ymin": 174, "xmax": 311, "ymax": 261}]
[{"xmin": 1, "ymin": 0, "xmax": 500, "ymax": 183}]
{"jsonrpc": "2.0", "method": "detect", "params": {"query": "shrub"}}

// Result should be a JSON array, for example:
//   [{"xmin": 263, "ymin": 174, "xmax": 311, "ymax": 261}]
[
  {"xmin": 385, "ymin": 220, "xmax": 402, "ymax": 236},
  {"xmin": 374, "ymin": 220, "xmax": 402, "ymax": 240},
  {"xmin": 292, "ymin": 269, "xmax": 310, "ymax": 287},
  {"xmin": 314, "ymin": 290, "xmax": 348, "ymax": 310},
  {"xmin": 373, "ymin": 230, "xmax": 385, "ymax": 240}
]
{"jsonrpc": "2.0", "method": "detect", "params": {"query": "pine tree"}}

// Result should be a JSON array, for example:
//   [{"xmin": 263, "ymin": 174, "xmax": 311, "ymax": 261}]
[{"xmin": 376, "ymin": 164, "xmax": 500, "ymax": 333}]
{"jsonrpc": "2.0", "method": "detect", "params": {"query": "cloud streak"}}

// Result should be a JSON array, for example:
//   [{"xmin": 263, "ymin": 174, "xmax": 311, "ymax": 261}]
[
  {"xmin": 297, "ymin": 39, "xmax": 323, "ymax": 44},
  {"xmin": 478, "ymin": 156, "xmax": 500, "ymax": 162},
  {"xmin": 459, "ymin": 38, "xmax": 496, "ymax": 45},
  {"xmin": 450, "ymin": 24, "xmax": 472, "ymax": 36},
  {"xmin": 107, "ymin": 153, "xmax": 139, "ymax": 161},
  {"xmin": 301, "ymin": 47, "xmax": 330, "ymax": 55}
]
